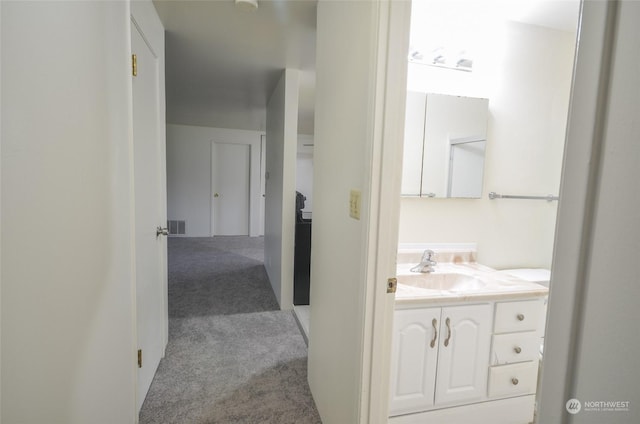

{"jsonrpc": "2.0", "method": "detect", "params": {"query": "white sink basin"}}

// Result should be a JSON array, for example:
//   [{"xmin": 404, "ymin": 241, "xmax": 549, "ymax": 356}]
[
  {"xmin": 398, "ymin": 272, "xmax": 486, "ymax": 292},
  {"xmin": 394, "ymin": 260, "xmax": 550, "ymax": 302}
]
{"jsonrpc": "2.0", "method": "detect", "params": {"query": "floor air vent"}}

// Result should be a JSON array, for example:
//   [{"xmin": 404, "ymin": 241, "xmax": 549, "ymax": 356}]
[{"xmin": 167, "ymin": 220, "xmax": 186, "ymax": 235}]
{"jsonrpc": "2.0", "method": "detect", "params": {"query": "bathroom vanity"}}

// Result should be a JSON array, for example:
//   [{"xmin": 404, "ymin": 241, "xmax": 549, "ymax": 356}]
[{"xmin": 389, "ymin": 251, "xmax": 548, "ymax": 423}]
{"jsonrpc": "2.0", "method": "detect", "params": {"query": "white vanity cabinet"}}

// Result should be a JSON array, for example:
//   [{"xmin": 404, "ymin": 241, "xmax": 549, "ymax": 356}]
[
  {"xmin": 389, "ymin": 304, "xmax": 492, "ymax": 416},
  {"xmin": 488, "ymin": 300, "xmax": 543, "ymax": 399},
  {"xmin": 389, "ymin": 297, "xmax": 545, "ymax": 423}
]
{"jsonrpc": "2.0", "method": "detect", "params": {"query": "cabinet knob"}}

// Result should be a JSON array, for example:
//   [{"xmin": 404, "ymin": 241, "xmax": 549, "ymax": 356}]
[
  {"xmin": 517, "ymin": 313, "xmax": 525, "ymax": 321},
  {"xmin": 514, "ymin": 346, "xmax": 522, "ymax": 354},
  {"xmin": 512, "ymin": 378, "xmax": 519, "ymax": 386}
]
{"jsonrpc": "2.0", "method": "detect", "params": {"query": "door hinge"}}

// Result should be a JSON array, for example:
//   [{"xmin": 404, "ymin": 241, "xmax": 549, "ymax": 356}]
[
  {"xmin": 138, "ymin": 349, "xmax": 142, "ymax": 368},
  {"xmin": 387, "ymin": 277, "xmax": 397, "ymax": 294},
  {"xmin": 132, "ymin": 54, "xmax": 137, "ymax": 77}
]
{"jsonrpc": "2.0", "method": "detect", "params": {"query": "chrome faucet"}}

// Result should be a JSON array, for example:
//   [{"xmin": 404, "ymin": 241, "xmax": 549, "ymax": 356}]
[{"xmin": 410, "ymin": 250, "xmax": 437, "ymax": 273}]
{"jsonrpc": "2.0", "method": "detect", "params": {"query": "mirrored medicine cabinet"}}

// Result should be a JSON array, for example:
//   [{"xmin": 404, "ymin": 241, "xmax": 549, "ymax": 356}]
[{"xmin": 402, "ymin": 92, "xmax": 489, "ymax": 198}]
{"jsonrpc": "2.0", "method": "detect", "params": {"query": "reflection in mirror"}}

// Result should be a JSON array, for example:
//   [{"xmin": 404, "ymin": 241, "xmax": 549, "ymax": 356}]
[
  {"xmin": 448, "ymin": 137, "xmax": 486, "ymax": 197},
  {"xmin": 401, "ymin": 93, "xmax": 489, "ymax": 198}
]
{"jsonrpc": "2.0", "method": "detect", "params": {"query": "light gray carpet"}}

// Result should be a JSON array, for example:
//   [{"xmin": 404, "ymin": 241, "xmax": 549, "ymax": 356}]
[{"xmin": 139, "ymin": 236, "xmax": 321, "ymax": 424}]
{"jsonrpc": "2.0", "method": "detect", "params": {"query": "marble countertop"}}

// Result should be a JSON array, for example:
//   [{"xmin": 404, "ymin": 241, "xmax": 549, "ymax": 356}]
[{"xmin": 395, "ymin": 262, "xmax": 549, "ymax": 307}]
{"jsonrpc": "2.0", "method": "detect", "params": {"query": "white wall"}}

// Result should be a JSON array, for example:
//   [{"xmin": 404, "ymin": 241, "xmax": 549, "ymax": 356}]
[
  {"xmin": 570, "ymin": 1, "xmax": 640, "ymax": 413},
  {"xmin": 399, "ymin": 21, "xmax": 576, "ymax": 269},
  {"xmin": 1, "ymin": 2, "xmax": 137, "ymax": 422},
  {"xmin": 296, "ymin": 134, "xmax": 314, "ymax": 213},
  {"xmin": 539, "ymin": 2, "xmax": 640, "ymax": 422},
  {"xmin": 308, "ymin": 1, "xmax": 387, "ymax": 421},
  {"xmin": 0, "ymin": 1, "xmax": 3, "ymax": 412},
  {"xmin": 166, "ymin": 125, "xmax": 211, "ymax": 236},
  {"xmin": 0, "ymin": 0, "xmax": 3, "ymax": 411},
  {"xmin": 264, "ymin": 69, "xmax": 299, "ymax": 309},
  {"xmin": 166, "ymin": 124, "xmax": 263, "ymax": 237}
]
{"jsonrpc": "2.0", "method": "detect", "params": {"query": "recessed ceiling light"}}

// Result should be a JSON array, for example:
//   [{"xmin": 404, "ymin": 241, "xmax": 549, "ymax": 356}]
[{"xmin": 235, "ymin": 0, "xmax": 258, "ymax": 11}]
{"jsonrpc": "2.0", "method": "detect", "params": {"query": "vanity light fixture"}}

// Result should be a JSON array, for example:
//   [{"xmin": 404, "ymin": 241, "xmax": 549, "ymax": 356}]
[
  {"xmin": 408, "ymin": 47, "xmax": 474, "ymax": 72},
  {"xmin": 235, "ymin": 0, "xmax": 258, "ymax": 11}
]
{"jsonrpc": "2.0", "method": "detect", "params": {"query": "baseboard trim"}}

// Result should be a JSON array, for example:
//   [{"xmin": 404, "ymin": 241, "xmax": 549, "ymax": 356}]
[
  {"xmin": 389, "ymin": 395, "xmax": 536, "ymax": 424},
  {"xmin": 292, "ymin": 307, "xmax": 309, "ymax": 346}
]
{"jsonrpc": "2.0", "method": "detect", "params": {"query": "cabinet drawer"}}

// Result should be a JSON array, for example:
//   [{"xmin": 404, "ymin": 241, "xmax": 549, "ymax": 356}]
[
  {"xmin": 488, "ymin": 361, "xmax": 539, "ymax": 398},
  {"xmin": 491, "ymin": 332, "xmax": 540, "ymax": 365},
  {"xmin": 494, "ymin": 300, "xmax": 542, "ymax": 333}
]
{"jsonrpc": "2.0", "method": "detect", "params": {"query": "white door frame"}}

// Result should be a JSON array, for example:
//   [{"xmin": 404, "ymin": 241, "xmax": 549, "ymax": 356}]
[
  {"xmin": 365, "ymin": 1, "xmax": 625, "ymax": 422},
  {"xmin": 537, "ymin": 1, "xmax": 619, "ymax": 420},
  {"xmin": 359, "ymin": 1, "xmax": 412, "ymax": 422}
]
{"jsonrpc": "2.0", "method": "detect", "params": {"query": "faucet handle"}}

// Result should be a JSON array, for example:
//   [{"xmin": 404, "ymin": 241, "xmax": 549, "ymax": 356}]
[{"xmin": 422, "ymin": 249, "xmax": 435, "ymax": 261}]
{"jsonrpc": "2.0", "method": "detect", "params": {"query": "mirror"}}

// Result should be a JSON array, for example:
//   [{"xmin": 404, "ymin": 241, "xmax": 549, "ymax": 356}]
[{"xmin": 402, "ymin": 92, "xmax": 489, "ymax": 198}]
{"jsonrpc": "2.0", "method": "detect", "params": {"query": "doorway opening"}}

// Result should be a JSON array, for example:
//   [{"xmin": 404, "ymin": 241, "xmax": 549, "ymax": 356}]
[
  {"xmin": 389, "ymin": 0, "xmax": 581, "ymax": 421},
  {"xmin": 292, "ymin": 132, "xmax": 314, "ymax": 340}
]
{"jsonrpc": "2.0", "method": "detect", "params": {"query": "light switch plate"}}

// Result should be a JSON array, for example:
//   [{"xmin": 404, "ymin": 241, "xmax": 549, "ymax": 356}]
[{"xmin": 349, "ymin": 189, "xmax": 361, "ymax": 220}]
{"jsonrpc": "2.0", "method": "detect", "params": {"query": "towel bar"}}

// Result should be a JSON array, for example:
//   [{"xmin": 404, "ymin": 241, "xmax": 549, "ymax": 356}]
[{"xmin": 488, "ymin": 192, "xmax": 559, "ymax": 201}]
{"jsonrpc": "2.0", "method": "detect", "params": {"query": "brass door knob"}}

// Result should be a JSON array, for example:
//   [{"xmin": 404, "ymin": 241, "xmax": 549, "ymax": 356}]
[
  {"xmin": 512, "ymin": 378, "xmax": 519, "ymax": 385},
  {"xmin": 517, "ymin": 313, "xmax": 525, "ymax": 321},
  {"xmin": 514, "ymin": 346, "xmax": 522, "ymax": 354}
]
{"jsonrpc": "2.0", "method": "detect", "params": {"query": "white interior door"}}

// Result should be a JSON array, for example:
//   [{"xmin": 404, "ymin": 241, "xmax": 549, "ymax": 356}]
[
  {"xmin": 132, "ymin": 20, "xmax": 167, "ymax": 412},
  {"xmin": 259, "ymin": 135, "xmax": 266, "ymax": 236},
  {"xmin": 212, "ymin": 142, "xmax": 250, "ymax": 236}
]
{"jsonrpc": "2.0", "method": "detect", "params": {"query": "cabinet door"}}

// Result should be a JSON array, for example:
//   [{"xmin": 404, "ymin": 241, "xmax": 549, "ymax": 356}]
[
  {"xmin": 435, "ymin": 304, "xmax": 492, "ymax": 405},
  {"xmin": 401, "ymin": 91, "xmax": 426, "ymax": 196},
  {"xmin": 389, "ymin": 308, "xmax": 441, "ymax": 416}
]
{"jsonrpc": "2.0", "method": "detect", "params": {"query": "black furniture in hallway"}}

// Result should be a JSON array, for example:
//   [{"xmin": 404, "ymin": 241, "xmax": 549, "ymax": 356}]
[{"xmin": 294, "ymin": 191, "xmax": 312, "ymax": 305}]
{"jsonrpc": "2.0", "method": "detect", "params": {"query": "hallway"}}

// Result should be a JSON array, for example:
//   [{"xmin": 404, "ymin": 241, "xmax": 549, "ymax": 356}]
[{"xmin": 139, "ymin": 237, "xmax": 321, "ymax": 424}]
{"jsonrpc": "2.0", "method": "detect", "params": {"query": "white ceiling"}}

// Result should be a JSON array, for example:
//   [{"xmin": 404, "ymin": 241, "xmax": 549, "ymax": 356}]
[
  {"xmin": 504, "ymin": 0, "xmax": 581, "ymax": 33},
  {"xmin": 153, "ymin": 0, "xmax": 317, "ymax": 134},
  {"xmin": 153, "ymin": 0, "xmax": 580, "ymax": 135}
]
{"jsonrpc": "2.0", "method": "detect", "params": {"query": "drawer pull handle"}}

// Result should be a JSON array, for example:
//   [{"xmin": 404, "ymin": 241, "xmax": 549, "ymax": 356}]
[
  {"xmin": 514, "ymin": 346, "xmax": 522, "ymax": 354},
  {"xmin": 517, "ymin": 313, "xmax": 525, "ymax": 321},
  {"xmin": 512, "ymin": 378, "xmax": 519, "ymax": 385},
  {"xmin": 444, "ymin": 318, "xmax": 451, "ymax": 347},
  {"xmin": 430, "ymin": 318, "xmax": 438, "ymax": 348}
]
